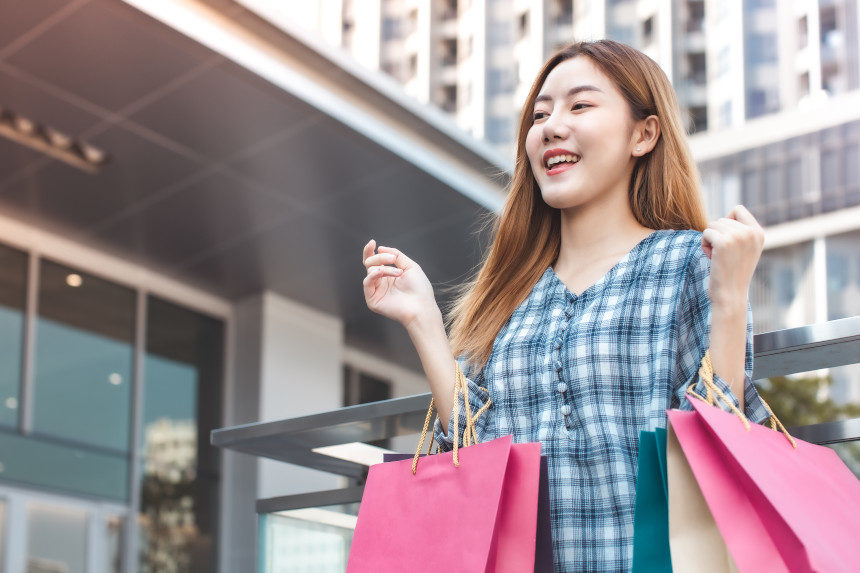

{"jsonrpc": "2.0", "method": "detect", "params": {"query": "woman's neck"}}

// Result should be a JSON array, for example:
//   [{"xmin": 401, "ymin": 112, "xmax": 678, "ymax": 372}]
[{"xmin": 554, "ymin": 191, "xmax": 654, "ymax": 277}]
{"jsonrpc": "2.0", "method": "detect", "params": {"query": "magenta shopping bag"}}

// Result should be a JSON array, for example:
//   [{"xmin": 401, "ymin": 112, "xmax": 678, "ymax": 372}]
[
  {"xmin": 347, "ymin": 435, "xmax": 542, "ymax": 572},
  {"xmin": 383, "ymin": 451, "xmax": 553, "ymax": 572},
  {"xmin": 668, "ymin": 395, "xmax": 860, "ymax": 572}
]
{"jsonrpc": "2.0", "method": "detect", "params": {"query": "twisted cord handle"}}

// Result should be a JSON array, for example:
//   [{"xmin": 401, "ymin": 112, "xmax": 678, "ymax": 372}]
[
  {"xmin": 687, "ymin": 350, "xmax": 797, "ymax": 449},
  {"xmin": 412, "ymin": 362, "xmax": 491, "ymax": 475}
]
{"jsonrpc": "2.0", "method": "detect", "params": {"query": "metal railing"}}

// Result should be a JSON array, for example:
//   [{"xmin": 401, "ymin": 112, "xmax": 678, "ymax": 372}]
[{"xmin": 211, "ymin": 316, "xmax": 860, "ymax": 514}]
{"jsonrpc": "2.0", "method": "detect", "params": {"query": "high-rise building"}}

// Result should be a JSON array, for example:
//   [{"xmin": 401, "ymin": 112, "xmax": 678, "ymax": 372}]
[
  {"xmin": 242, "ymin": 0, "xmax": 860, "ymax": 403},
  {"xmin": 249, "ymin": 1, "xmax": 859, "ymax": 148}
]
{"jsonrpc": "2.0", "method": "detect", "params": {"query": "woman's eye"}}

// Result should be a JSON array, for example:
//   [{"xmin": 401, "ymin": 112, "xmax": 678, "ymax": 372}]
[
  {"xmin": 532, "ymin": 111, "xmax": 548, "ymax": 121},
  {"xmin": 572, "ymin": 102, "xmax": 590, "ymax": 111}
]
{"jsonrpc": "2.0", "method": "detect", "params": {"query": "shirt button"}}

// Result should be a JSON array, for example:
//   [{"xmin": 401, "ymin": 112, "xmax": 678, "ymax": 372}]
[
  {"xmin": 557, "ymin": 382, "xmax": 567, "ymax": 394},
  {"xmin": 561, "ymin": 405, "xmax": 571, "ymax": 416},
  {"xmin": 554, "ymin": 360, "xmax": 562, "ymax": 372}
]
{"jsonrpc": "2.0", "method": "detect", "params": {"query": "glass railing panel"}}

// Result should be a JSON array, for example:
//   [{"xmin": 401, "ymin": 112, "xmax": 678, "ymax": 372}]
[
  {"xmin": 826, "ymin": 441, "xmax": 860, "ymax": 478},
  {"xmin": 755, "ymin": 363, "xmax": 860, "ymax": 427},
  {"xmin": 261, "ymin": 503, "xmax": 359, "ymax": 572}
]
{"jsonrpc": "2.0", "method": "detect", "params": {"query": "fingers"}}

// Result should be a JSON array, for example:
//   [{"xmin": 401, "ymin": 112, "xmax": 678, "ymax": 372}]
[
  {"xmin": 364, "ymin": 264, "xmax": 403, "ymax": 279},
  {"xmin": 702, "ymin": 227, "xmax": 722, "ymax": 249},
  {"xmin": 364, "ymin": 264, "xmax": 403, "ymax": 281},
  {"xmin": 707, "ymin": 212, "xmax": 764, "ymax": 248},
  {"xmin": 708, "ymin": 217, "xmax": 745, "ymax": 234},
  {"xmin": 363, "ymin": 241, "xmax": 417, "ymax": 273},
  {"xmin": 362, "ymin": 265, "xmax": 403, "ymax": 299},
  {"xmin": 362, "ymin": 239, "xmax": 376, "ymax": 263},
  {"xmin": 727, "ymin": 204, "xmax": 761, "ymax": 228},
  {"xmin": 377, "ymin": 245, "xmax": 419, "ymax": 270},
  {"xmin": 700, "ymin": 234, "xmax": 713, "ymax": 259},
  {"xmin": 363, "ymin": 252, "xmax": 397, "ymax": 272}
]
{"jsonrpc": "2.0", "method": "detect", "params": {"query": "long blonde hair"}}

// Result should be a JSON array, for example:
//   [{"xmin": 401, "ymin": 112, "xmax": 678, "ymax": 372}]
[{"xmin": 446, "ymin": 40, "xmax": 708, "ymax": 370}]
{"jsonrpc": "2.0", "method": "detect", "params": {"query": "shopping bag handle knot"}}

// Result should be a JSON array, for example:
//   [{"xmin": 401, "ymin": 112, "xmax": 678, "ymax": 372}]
[
  {"xmin": 412, "ymin": 361, "xmax": 492, "ymax": 475},
  {"xmin": 687, "ymin": 350, "xmax": 797, "ymax": 449}
]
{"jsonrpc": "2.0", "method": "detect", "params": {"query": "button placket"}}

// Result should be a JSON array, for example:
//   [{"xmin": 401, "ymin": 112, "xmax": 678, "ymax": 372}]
[
  {"xmin": 558, "ymin": 297, "xmax": 576, "ymax": 430},
  {"xmin": 552, "ymin": 292, "xmax": 576, "ymax": 430}
]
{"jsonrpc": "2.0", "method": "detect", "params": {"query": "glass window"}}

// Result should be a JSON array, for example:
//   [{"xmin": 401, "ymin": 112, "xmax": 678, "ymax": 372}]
[
  {"xmin": 518, "ymin": 12, "xmax": 529, "ymax": 40},
  {"xmin": 0, "ymin": 430, "xmax": 128, "ymax": 499},
  {"xmin": 32, "ymin": 260, "xmax": 135, "ymax": 452},
  {"xmin": 827, "ymin": 253, "xmax": 848, "ymax": 292},
  {"xmin": 821, "ymin": 148, "xmax": 842, "ymax": 192},
  {"xmin": 827, "ymin": 230, "xmax": 860, "ymax": 320},
  {"xmin": 139, "ymin": 296, "xmax": 223, "ymax": 573},
  {"xmin": 27, "ymin": 503, "xmax": 88, "ymax": 573},
  {"xmin": 0, "ymin": 244, "xmax": 26, "ymax": 428},
  {"xmin": 717, "ymin": 46, "xmax": 730, "ymax": 76},
  {"xmin": 845, "ymin": 142, "xmax": 860, "ymax": 191},
  {"xmin": 764, "ymin": 163, "xmax": 782, "ymax": 206},
  {"xmin": 486, "ymin": 117, "xmax": 513, "ymax": 145},
  {"xmin": 747, "ymin": 89, "xmax": 767, "ymax": 118},
  {"xmin": 488, "ymin": 20, "xmax": 511, "ymax": 44},
  {"xmin": 746, "ymin": 33, "xmax": 777, "ymax": 65},
  {"xmin": 786, "ymin": 157, "xmax": 804, "ymax": 201},
  {"xmin": 751, "ymin": 242, "xmax": 815, "ymax": 332},
  {"xmin": 641, "ymin": 16, "xmax": 654, "ymax": 45},
  {"xmin": 798, "ymin": 16, "xmax": 808, "ymax": 49},
  {"xmin": 718, "ymin": 100, "xmax": 732, "ymax": 128},
  {"xmin": 741, "ymin": 168, "xmax": 760, "ymax": 209},
  {"xmin": 487, "ymin": 68, "xmax": 513, "ymax": 94},
  {"xmin": 777, "ymin": 267, "xmax": 796, "ymax": 306}
]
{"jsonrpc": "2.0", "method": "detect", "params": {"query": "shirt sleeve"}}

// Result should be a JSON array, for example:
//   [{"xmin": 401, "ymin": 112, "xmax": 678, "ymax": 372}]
[
  {"xmin": 671, "ymin": 242, "xmax": 770, "ymax": 425},
  {"xmin": 432, "ymin": 355, "xmax": 493, "ymax": 452}
]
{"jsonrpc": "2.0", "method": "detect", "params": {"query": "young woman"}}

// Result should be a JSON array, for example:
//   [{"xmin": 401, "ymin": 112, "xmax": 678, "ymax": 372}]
[{"xmin": 361, "ymin": 40, "xmax": 770, "ymax": 571}]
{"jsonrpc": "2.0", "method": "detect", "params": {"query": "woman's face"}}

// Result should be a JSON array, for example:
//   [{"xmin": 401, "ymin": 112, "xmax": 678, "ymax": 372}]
[{"xmin": 525, "ymin": 56, "xmax": 639, "ymax": 211}]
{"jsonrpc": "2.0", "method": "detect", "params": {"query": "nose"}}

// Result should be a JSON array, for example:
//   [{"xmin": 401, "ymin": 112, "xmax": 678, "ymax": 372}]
[{"xmin": 541, "ymin": 112, "xmax": 569, "ymax": 143}]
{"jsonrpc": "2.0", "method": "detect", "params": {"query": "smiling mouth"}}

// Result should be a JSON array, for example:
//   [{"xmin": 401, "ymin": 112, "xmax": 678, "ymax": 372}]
[{"xmin": 544, "ymin": 154, "xmax": 580, "ymax": 175}]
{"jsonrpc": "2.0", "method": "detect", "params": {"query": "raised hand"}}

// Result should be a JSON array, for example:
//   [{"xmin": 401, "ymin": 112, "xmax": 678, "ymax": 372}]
[
  {"xmin": 362, "ymin": 239, "xmax": 440, "ymax": 328},
  {"xmin": 701, "ymin": 204, "xmax": 765, "ymax": 309}
]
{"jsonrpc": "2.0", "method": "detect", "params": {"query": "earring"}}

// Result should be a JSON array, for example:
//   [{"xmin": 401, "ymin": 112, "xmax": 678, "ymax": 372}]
[{"xmin": 636, "ymin": 147, "xmax": 641, "ymax": 152}]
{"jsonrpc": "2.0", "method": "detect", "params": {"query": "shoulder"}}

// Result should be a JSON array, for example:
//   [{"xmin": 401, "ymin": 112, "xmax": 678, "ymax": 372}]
[
  {"xmin": 651, "ymin": 229, "xmax": 701, "ymax": 258},
  {"xmin": 663, "ymin": 230, "xmax": 711, "ymax": 308},
  {"xmin": 638, "ymin": 229, "xmax": 705, "ymax": 280}
]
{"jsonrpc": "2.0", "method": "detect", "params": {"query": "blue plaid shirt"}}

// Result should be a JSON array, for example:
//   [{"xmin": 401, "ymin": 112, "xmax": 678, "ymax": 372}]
[{"xmin": 434, "ymin": 229, "xmax": 770, "ymax": 572}]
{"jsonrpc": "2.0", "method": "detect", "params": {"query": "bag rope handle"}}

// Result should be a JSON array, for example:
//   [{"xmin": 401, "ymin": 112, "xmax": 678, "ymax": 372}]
[
  {"xmin": 687, "ymin": 349, "xmax": 797, "ymax": 449},
  {"xmin": 412, "ymin": 361, "xmax": 491, "ymax": 475}
]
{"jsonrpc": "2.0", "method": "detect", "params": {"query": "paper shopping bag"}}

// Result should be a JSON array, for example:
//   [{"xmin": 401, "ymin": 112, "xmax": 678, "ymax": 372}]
[
  {"xmin": 665, "ymin": 414, "xmax": 742, "ymax": 573},
  {"xmin": 631, "ymin": 429, "xmax": 672, "ymax": 573},
  {"xmin": 383, "ymin": 449, "xmax": 553, "ymax": 572},
  {"xmin": 668, "ymin": 395, "xmax": 860, "ymax": 572},
  {"xmin": 349, "ymin": 435, "xmax": 542, "ymax": 572}
]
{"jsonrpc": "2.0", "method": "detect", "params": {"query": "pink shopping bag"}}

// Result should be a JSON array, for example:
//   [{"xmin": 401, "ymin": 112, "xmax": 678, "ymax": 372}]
[
  {"xmin": 668, "ymin": 395, "xmax": 860, "ymax": 572},
  {"xmin": 347, "ymin": 435, "xmax": 542, "ymax": 572}
]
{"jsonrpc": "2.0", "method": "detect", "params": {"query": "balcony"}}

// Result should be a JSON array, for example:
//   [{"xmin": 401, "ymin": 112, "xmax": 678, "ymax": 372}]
[{"xmin": 213, "ymin": 317, "xmax": 860, "ymax": 564}]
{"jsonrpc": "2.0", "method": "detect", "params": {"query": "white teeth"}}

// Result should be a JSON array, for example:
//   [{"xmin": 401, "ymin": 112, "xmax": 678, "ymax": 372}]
[{"xmin": 546, "ymin": 154, "xmax": 580, "ymax": 168}]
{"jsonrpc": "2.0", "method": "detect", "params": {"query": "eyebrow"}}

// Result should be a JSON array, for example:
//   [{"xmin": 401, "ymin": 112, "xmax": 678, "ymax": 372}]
[{"xmin": 534, "ymin": 85, "xmax": 603, "ymax": 105}]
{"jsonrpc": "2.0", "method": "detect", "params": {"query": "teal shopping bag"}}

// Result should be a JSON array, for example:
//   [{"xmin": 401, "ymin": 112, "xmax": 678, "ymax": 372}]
[{"xmin": 632, "ymin": 428, "xmax": 671, "ymax": 572}]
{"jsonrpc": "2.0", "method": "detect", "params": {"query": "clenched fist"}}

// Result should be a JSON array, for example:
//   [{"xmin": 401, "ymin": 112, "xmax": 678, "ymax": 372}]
[{"xmin": 701, "ymin": 205, "xmax": 765, "ymax": 309}]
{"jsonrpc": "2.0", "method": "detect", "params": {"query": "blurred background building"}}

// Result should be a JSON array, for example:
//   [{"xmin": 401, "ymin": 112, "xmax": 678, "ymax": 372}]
[
  {"xmin": 0, "ymin": 1, "xmax": 857, "ymax": 572},
  {"xmin": 254, "ymin": 0, "xmax": 860, "ymax": 403}
]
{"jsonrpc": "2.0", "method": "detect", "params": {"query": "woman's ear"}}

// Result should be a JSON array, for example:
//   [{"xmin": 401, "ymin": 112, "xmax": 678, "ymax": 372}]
[{"xmin": 632, "ymin": 115, "xmax": 661, "ymax": 156}]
